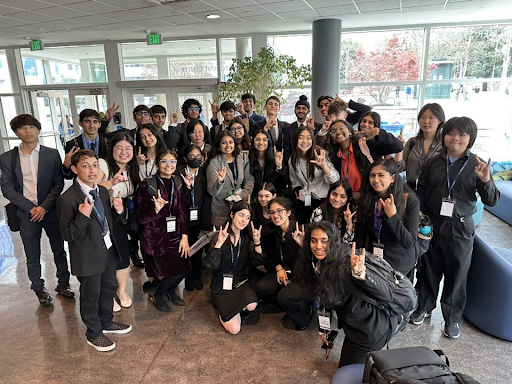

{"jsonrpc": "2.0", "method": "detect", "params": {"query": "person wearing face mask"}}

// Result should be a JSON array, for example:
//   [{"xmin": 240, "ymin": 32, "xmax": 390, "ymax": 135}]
[
  {"xmin": 176, "ymin": 144, "xmax": 211, "ymax": 292},
  {"xmin": 294, "ymin": 221, "xmax": 404, "ymax": 368}
]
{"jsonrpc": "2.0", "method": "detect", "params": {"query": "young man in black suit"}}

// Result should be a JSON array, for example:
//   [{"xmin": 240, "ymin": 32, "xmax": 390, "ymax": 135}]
[
  {"xmin": 57, "ymin": 149, "xmax": 132, "ymax": 352},
  {"xmin": 250, "ymin": 96, "xmax": 288, "ymax": 151},
  {"xmin": 0, "ymin": 114, "xmax": 73, "ymax": 306},
  {"xmin": 62, "ymin": 109, "xmax": 109, "ymax": 179}
]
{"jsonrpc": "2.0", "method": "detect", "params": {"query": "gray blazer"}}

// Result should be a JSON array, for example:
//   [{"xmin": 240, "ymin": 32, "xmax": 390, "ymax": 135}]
[
  {"xmin": 0, "ymin": 146, "xmax": 64, "ymax": 222},
  {"xmin": 206, "ymin": 153, "xmax": 254, "ymax": 222}
]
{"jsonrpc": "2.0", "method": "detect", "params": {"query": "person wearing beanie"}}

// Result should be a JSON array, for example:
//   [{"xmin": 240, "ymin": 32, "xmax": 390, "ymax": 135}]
[{"xmin": 283, "ymin": 95, "xmax": 321, "ymax": 166}]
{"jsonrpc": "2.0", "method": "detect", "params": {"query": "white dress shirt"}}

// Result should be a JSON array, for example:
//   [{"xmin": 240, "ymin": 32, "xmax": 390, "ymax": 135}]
[{"xmin": 18, "ymin": 143, "xmax": 40, "ymax": 206}]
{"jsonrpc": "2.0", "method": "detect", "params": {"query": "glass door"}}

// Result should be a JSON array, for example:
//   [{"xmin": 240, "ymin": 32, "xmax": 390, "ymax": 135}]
[{"xmin": 68, "ymin": 89, "xmax": 109, "ymax": 134}]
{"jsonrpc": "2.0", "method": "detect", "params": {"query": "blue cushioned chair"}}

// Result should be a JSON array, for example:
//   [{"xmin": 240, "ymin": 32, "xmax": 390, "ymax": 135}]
[
  {"xmin": 330, "ymin": 364, "xmax": 364, "ymax": 384},
  {"xmin": 464, "ymin": 233, "xmax": 512, "ymax": 341}
]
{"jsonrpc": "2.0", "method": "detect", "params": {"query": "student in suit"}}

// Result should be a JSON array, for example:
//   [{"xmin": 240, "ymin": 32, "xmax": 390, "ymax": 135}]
[
  {"xmin": 250, "ymin": 96, "xmax": 288, "ymax": 151},
  {"xmin": 210, "ymin": 101, "xmax": 236, "ymax": 144},
  {"xmin": 283, "ymin": 95, "xmax": 321, "ymax": 165},
  {"xmin": 58, "ymin": 149, "xmax": 132, "ymax": 352},
  {"xmin": 0, "ymin": 114, "xmax": 73, "ymax": 306},
  {"xmin": 99, "ymin": 105, "xmax": 153, "ymax": 142},
  {"xmin": 62, "ymin": 109, "xmax": 109, "ymax": 179},
  {"xmin": 150, "ymin": 104, "xmax": 179, "ymax": 147},
  {"xmin": 211, "ymin": 93, "xmax": 265, "ymax": 129}
]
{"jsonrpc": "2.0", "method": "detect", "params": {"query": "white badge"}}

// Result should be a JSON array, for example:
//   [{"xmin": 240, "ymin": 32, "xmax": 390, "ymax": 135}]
[
  {"xmin": 441, "ymin": 198, "xmax": 455, "ymax": 217},
  {"xmin": 304, "ymin": 191, "xmax": 312, "ymax": 207},
  {"xmin": 223, "ymin": 274, "xmax": 233, "ymax": 291},
  {"xmin": 318, "ymin": 310, "xmax": 331, "ymax": 331},
  {"xmin": 103, "ymin": 232, "xmax": 112, "ymax": 249},
  {"xmin": 190, "ymin": 208, "xmax": 199, "ymax": 222},
  {"xmin": 166, "ymin": 216, "xmax": 177, "ymax": 233},
  {"xmin": 373, "ymin": 242, "xmax": 384, "ymax": 258}
]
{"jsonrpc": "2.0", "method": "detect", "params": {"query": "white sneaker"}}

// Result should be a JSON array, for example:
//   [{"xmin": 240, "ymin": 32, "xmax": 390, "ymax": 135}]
[{"xmin": 113, "ymin": 298, "xmax": 121, "ymax": 313}]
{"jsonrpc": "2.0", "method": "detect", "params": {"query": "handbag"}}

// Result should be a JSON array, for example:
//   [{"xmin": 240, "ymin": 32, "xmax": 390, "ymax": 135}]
[{"xmin": 5, "ymin": 149, "xmax": 20, "ymax": 232}]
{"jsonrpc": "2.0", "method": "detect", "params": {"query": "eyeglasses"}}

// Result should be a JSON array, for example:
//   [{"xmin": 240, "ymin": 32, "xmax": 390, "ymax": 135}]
[
  {"xmin": 330, "ymin": 127, "xmax": 346, "ymax": 136},
  {"xmin": 254, "ymin": 137, "xmax": 268, "ymax": 143},
  {"xmin": 188, "ymin": 107, "xmax": 201, "ymax": 112},
  {"xmin": 269, "ymin": 208, "xmax": 287, "ymax": 217},
  {"xmin": 191, "ymin": 130, "xmax": 204, "ymax": 135},
  {"xmin": 187, "ymin": 155, "xmax": 203, "ymax": 161},
  {"xmin": 230, "ymin": 126, "xmax": 244, "ymax": 132},
  {"xmin": 160, "ymin": 159, "xmax": 177, "ymax": 165},
  {"xmin": 135, "ymin": 111, "xmax": 151, "ymax": 117},
  {"xmin": 113, "ymin": 146, "xmax": 133, "ymax": 153}
]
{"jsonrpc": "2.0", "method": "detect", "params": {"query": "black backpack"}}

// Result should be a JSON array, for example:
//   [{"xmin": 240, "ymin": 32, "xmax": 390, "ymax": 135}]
[
  {"xmin": 348, "ymin": 253, "xmax": 417, "ymax": 317},
  {"xmin": 364, "ymin": 346, "xmax": 481, "ymax": 383},
  {"xmin": 145, "ymin": 174, "xmax": 183, "ymax": 200}
]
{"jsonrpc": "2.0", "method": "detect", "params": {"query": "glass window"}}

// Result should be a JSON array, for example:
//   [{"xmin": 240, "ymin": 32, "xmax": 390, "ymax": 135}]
[
  {"xmin": 221, "ymin": 38, "xmax": 252, "ymax": 82},
  {"xmin": 341, "ymin": 29, "xmax": 425, "ymax": 84},
  {"xmin": 277, "ymin": 88, "xmax": 312, "ymax": 123},
  {"xmin": 121, "ymin": 39, "xmax": 218, "ymax": 81},
  {"xmin": 267, "ymin": 34, "xmax": 312, "ymax": 67},
  {"xmin": 0, "ymin": 50, "xmax": 13, "ymax": 93},
  {"xmin": 21, "ymin": 45, "xmax": 107, "ymax": 85}
]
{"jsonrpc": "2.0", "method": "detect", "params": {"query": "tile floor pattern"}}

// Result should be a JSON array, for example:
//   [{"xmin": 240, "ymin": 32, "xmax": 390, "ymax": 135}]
[{"xmin": 0, "ymin": 206, "xmax": 511, "ymax": 384}]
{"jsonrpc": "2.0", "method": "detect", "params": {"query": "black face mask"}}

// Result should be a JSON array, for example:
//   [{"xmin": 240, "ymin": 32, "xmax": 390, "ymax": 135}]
[{"xmin": 187, "ymin": 159, "xmax": 202, "ymax": 168}]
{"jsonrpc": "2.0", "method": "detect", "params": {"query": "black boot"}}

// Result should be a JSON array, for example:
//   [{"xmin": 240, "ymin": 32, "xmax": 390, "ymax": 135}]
[{"xmin": 130, "ymin": 252, "xmax": 145, "ymax": 268}]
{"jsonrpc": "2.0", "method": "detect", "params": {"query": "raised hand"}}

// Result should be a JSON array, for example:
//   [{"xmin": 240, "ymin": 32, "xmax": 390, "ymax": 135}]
[
  {"xmin": 63, "ymin": 146, "xmax": 80, "ymax": 168},
  {"xmin": 274, "ymin": 147, "xmax": 283, "ymax": 168},
  {"xmin": 78, "ymin": 195, "xmax": 94, "ymax": 218},
  {"xmin": 344, "ymin": 204, "xmax": 357, "ymax": 231},
  {"xmin": 251, "ymin": 222, "xmax": 262, "ymax": 245},
  {"xmin": 153, "ymin": 189, "xmax": 168, "ymax": 214},
  {"xmin": 292, "ymin": 222, "xmax": 305, "ymax": 247},
  {"xmin": 170, "ymin": 109, "xmax": 179, "ymax": 124},
  {"xmin": 111, "ymin": 168, "xmax": 128, "ymax": 186},
  {"xmin": 351, "ymin": 242, "xmax": 365, "ymax": 275},
  {"xmin": 321, "ymin": 118, "xmax": 331, "ymax": 134},
  {"xmin": 241, "ymin": 115, "xmax": 250, "ymax": 129},
  {"xmin": 310, "ymin": 148, "xmax": 328, "ymax": 170},
  {"xmin": 215, "ymin": 166, "xmax": 227, "ymax": 183},
  {"xmin": 397, "ymin": 128, "xmax": 405, "ymax": 145},
  {"xmin": 306, "ymin": 114, "xmax": 315, "ymax": 129},
  {"xmin": 236, "ymin": 102, "xmax": 245, "ymax": 115},
  {"xmin": 179, "ymin": 236, "xmax": 190, "ymax": 258},
  {"xmin": 215, "ymin": 222, "xmax": 230, "ymax": 248},
  {"xmin": 474, "ymin": 155, "xmax": 491, "ymax": 183},
  {"xmin": 137, "ymin": 147, "xmax": 148, "ymax": 165},
  {"xmin": 112, "ymin": 191, "xmax": 123, "ymax": 212},
  {"xmin": 335, "ymin": 93, "xmax": 344, "ymax": 103},
  {"xmin": 379, "ymin": 193, "xmax": 397, "ymax": 218},
  {"xmin": 364, "ymin": 127, "xmax": 380, "ymax": 140},
  {"xmin": 104, "ymin": 102, "xmax": 120, "ymax": 121},
  {"xmin": 181, "ymin": 173, "xmax": 194, "ymax": 189},
  {"xmin": 209, "ymin": 100, "xmax": 220, "ymax": 115}
]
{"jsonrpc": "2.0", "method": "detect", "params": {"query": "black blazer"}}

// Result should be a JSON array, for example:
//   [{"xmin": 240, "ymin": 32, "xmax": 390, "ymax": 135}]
[
  {"xmin": 176, "ymin": 164, "xmax": 211, "ymax": 231},
  {"xmin": 283, "ymin": 121, "xmax": 322, "ymax": 165},
  {"xmin": 0, "ymin": 146, "xmax": 64, "ymax": 222},
  {"xmin": 62, "ymin": 134, "xmax": 110, "ymax": 179},
  {"xmin": 250, "ymin": 119, "xmax": 288, "ymax": 151},
  {"xmin": 57, "ymin": 182, "xmax": 125, "ymax": 277}
]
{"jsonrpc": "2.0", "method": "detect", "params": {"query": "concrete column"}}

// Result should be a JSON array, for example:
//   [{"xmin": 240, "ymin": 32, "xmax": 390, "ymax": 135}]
[
  {"xmin": 103, "ymin": 42, "xmax": 127, "ymax": 130},
  {"xmin": 311, "ymin": 19, "xmax": 341, "ymax": 122},
  {"xmin": 156, "ymin": 56, "xmax": 169, "ymax": 79},
  {"xmin": 5, "ymin": 49, "xmax": 25, "ymax": 114},
  {"xmin": 251, "ymin": 33, "xmax": 267, "ymax": 59},
  {"xmin": 79, "ymin": 59, "xmax": 92, "ymax": 82},
  {"xmin": 236, "ymin": 38, "xmax": 250, "ymax": 60},
  {"xmin": 42, "ymin": 59, "xmax": 52, "ymax": 84}
]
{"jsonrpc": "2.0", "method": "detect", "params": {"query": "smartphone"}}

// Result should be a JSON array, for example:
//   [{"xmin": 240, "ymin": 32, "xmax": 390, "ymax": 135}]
[{"xmin": 321, "ymin": 330, "xmax": 338, "ymax": 349}]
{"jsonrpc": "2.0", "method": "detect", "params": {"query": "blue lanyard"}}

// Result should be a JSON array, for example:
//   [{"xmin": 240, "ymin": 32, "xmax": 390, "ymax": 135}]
[
  {"xmin": 446, "ymin": 157, "xmax": 469, "ymax": 198},
  {"xmin": 374, "ymin": 200, "xmax": 384, "ymax": 242},
  {"xmin": 230, "ymin": 234, "xmax": 242, "ymax": 267},
  {"xmin": 299, "ymin": 161, "xmax": 310, "ymax": 190},
  {"xmin": 280, "ymin": 244, "xmax": 287, "ymax": 269},
  {"xmin": 419, "ymin": 139, "xmax": 435, "ymax": 171},
  {"xmin": 156, "ymin": 174, "xmax": 175, "ymax": 208},
  {"xmin": 77, "ymin": 183, "xmax": 108, "ymax": 233}
]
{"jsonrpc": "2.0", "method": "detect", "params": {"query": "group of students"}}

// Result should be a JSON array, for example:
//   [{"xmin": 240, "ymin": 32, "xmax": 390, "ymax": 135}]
[{"xmin": 0, "ymin": 93, "xmax": 499, "ymax": 365}]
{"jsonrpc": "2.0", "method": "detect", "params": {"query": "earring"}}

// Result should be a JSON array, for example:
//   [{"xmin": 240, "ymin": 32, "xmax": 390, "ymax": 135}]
[{"xmin": 390, "ymin": 182, "xmax": 394, "ymax": 188}]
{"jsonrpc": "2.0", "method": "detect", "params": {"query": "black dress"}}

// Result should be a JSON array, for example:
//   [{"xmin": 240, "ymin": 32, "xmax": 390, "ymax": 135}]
[{"xmin": 206, "ymin": 232, "xmax": 264, "ymax": 322}]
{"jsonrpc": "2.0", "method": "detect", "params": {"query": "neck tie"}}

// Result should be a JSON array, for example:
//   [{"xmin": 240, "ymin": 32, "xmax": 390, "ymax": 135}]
[
  {"xmin": 270, "ymin": 125, "xmax": 277, "ymax": 146},
  {"xmin": 90, "ymin": 141, "xmax": 96, "ymax": 153},
  {"xmin": 89, "ymin": 189, "xmax": 106, "ymax": 227}
]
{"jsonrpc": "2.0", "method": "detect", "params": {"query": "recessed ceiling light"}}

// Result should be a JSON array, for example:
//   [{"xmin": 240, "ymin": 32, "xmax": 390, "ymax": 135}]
[
  {"xmin": 72, "ymin": 52, "xmax": 80, "ymax": 55},
  {"xmin": 206, "ymin": 14, "xmax": 220, "ymax": 19}
]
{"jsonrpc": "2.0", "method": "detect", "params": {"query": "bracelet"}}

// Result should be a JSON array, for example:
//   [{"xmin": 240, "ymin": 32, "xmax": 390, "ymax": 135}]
[{"xmin": 254, "ymin": 242, "xmax": 261, "ymax": 246}]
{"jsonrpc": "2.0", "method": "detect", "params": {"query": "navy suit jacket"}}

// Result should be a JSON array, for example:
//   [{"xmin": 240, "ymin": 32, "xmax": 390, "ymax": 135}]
[
  {"xmin": 62, "ymin": 134, "xmax": 110, "ymax": 179},
  {"xmin": 0, "ymin": 145, "xmax": 64, "ymax": 222}
]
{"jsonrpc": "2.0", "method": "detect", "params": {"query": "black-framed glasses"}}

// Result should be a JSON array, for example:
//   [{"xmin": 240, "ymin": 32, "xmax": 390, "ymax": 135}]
[
  {"xmin": 188, "ymin": 107, "xmax": 200, "ymax": 112},
  {"xmin": 187, "ymin": 155, "xmax": 203, "ymax": 161},
  {"xmin": 135, "ymin": 111, "xmax": 151, "ymax": 117},
  {"xmin": 269, "ymin": 208, "xmax": 287, "ymax": 217}
]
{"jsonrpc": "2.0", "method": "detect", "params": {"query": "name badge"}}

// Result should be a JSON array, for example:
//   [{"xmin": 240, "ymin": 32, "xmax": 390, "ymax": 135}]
[
  {"xmin": 103, "ymin": 232, "xmax": 112, "ymax": 249},
  {"xmin": 441, "ymin": 197, "xmax": 456, "ymax": 217},
  {"xmin": 304, "ymin": 191, "xmax": 312, "ymax": 207},
  {"xmin": 190, "ymin": 207, "xmax": 199, "ymax": 222},
  {"xmin": 223, "ymin": 273, "xmax": 233, "ymax": 290},
  {"xmin": 166, "ymin": 216, "xmax": 177, "ymax": 233},
  {"xmin": 373, "ymin": 242, "xmax": 384, "ymax": 258},
  {"xmin": 318, "ymin": 309, "xmax": 331, "ymax": 331}
]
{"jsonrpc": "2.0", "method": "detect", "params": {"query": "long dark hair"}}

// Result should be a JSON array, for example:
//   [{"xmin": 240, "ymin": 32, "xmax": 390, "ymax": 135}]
[
  {"xmin": 294, "ymin": 221, "xmax": 352, "ymax": 307},
  {"xmin": 416, "ymin": 103, "xmax": 445, "ymax": 142},
  {"xmin": 229, "ymin": 117, "xmax": 251, "ymax": 151},
  {"xmin": 290, "ymin": 125, "xmax": 317, "ymax": 179},
  {"xmin": 249, "ymin": 129, "xmax": 278, "ymax": 187},
  {"xmin": 253, "ymin": 182, "xmax": 276, "ymax": 223},
  {"xmin": 135, "ymin": 123, "xmax": 166, "ymax": 157},
  {"xmin": 228, "ymin": 200, "xmax": 252, "ymax": 239},
  {"xmin": 357, "ymin": 158, "xmax": 411, "ymax": 224},
  {"xmin": 358, "ymin": 111, "xmax": 382, "ymax": 129},
  {"xmin": 207, "ymin": 130, "xmax": 240, "ymax": 165},
  {"xmin": 317, "ymin": 179, "xmax": 353, "ymax": 234},
  {"xmin": 106, "ymin": 132, "xmax": 140, "ymax": 188},
  {"xmin": 269, "ymin": 197, "xmax": 295, "ymax": 227},
  {"xmin": 186, "ymin": 119, "xmax": 207, "ymax": 143}
]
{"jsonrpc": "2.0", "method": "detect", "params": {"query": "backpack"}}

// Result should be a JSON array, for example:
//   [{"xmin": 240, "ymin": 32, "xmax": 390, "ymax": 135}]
[
  {"xmin": 364, "ymin": 346, "xmax": 481, "ymax": 383},
  {"xmin": 348, "ymin": 253, "xmax": 417, "ymax": 317}
]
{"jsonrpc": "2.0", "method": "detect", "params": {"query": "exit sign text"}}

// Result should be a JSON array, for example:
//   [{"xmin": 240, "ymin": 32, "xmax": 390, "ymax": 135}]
[
  {"xmin": 30, "ymin": 40, "xmax": 44, "ymax": 51},
  {"xmin": 146, "ymin": 34, "xmax": 162, "ymax": 45}
]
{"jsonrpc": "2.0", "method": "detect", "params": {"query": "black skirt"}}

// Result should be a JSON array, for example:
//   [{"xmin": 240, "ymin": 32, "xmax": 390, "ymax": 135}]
[{"xmin": 211, "ymin": 281, "xmax": 258, "ymax": 322}]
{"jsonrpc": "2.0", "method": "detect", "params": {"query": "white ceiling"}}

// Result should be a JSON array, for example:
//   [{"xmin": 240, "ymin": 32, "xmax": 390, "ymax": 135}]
[{"xmin": 0, "ymin": 0, "xmax": 511, "ymax": 48}]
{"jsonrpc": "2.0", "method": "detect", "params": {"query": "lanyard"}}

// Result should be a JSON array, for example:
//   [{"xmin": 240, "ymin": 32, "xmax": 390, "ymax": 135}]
[
  {"xmin": 260, "ymin": 163, "xmax": 265, "ymax": 185},
  {"xmin": 156, "ymin": 174, "xmax": 175, "ymax": 208},
  {"xmin": 299, "ymin": 160, "xmax": 310, "ymax": 190},
  {"xmin": 187, "ymin": 166, "xmax": 197, "ymax": 207},
  {"xmin": 419, "ymin": 139, "xmax": 435, "ymax": 171},
  {"xmin": 446, "ymin": 157, "xmax": 469, "ymax": 198},
  {"xmin": 230, "ymin": 234, "xmax": 242, "ymax": 267},
  {"xmin": 145, "ymin": 160, "xmax": 156, "ymax": 178},
  {"xmin": 339, "ymin": 150, "xmax": 350, "ymax": 182},
  {"xmin": 232, "ymin": 159, "xmax": 238, "ymax": 185},
  {"xmin": 374, "ymin": 200, "xmax": 384, "ymax": 242},
  {"xmin": 77, "ymin": 183, "xmax": 108, "ymax": 233}
]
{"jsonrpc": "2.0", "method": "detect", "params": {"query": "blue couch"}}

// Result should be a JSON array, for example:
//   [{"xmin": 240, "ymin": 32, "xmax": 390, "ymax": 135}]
[
  {"xmin": 464, "ymin": 233, "xmax": 512, "ymax": 341},
  {"xmin": 484, "ymin": 161, "xmax": 512, "ymax": 225}
]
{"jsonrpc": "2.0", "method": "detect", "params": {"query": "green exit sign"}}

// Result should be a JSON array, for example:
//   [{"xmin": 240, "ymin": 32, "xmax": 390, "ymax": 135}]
[
  {"xmin": 146, "ymin": 33, "xmax": 162, "ymax": 45},
  {"xmin": 30, "ymin": 40, "xmax": 44, "ymax": 51}
]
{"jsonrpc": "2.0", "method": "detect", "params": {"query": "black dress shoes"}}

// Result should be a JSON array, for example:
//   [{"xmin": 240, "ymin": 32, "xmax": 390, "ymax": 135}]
[
  {"xmin": 193, "ymin": 279, "xmax": 204, "ymax": 291},
  {"xmin": 166, "ymin": 290, "xmax": 186, "ymax": 306},
  {"xmin": 35, "ymin": 287, "xmax": 53, "ymax": 307},
  {"xmin": 55, "ymin": 283, "xmax": 75, "ymax": 299},
  {"xmin": 130, "ymin": 252, "xmax": 145, "ymax": 268},
  {"xmin": 151, "ymin": 296, "xmax": 172, "ymax": 312}
]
